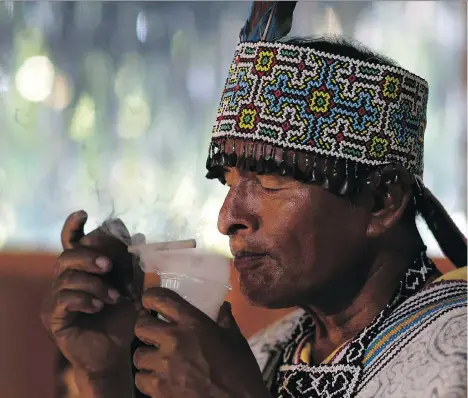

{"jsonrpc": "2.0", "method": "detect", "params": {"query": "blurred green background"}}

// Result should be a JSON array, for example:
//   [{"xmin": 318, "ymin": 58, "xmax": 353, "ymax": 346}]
[{"xmin": 0, "ymin": 1, "xmax": 466, "ymax": 257}]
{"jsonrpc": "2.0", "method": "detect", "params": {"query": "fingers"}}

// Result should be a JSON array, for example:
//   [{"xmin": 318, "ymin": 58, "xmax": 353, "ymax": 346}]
[
  {"xmin": 61, "ymin": 210, "xmax": 88, "ymax": 250},
  {"xmin": 141, "ymin": 288, "xmax": 206, "ymax": 325},
  {"xmin": 133, "ymin": 346, "xmax": 170, "ymax": 373},
  {"xmin": 134, "ymin": 313, "xmax": 174, "ymax": 350},
  {"xmin": 56, "ymin": 290, "xmax": 104, "ymax": 315},
  {"xmin": 55, "ymin": 247, "xmax": 112, "ymax": 277},
  {"xmin": 135, "ymin": 371, "xmax": 164, "ymax": 397},
  {"xmin": 42, "ymin": 247, "xmax": 120, "ymax": 337},
  {"xmin": 56, "ymin": 270, "xmax": 121, "ymax": 305},
  {"xmin": 43, "ymin": 290, "xmax": 104, "ymax": 334}
]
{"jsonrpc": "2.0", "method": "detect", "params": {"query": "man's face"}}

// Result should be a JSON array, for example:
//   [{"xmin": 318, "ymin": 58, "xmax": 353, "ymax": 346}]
[{"xmin": 216, "ymin": 157, "xmax": 372, "ymax": 309}]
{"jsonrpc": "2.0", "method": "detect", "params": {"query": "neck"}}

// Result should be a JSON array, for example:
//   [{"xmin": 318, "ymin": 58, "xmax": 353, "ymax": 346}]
[{"xmin": 301, "ymin": 231, "xmax": 426, "ymax": 359}]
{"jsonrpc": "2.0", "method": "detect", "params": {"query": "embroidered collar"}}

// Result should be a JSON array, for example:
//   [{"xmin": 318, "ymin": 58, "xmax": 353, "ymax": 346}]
[{"xmin": 272, "ymin": 251, "xmax": 437, "ymax": 398}]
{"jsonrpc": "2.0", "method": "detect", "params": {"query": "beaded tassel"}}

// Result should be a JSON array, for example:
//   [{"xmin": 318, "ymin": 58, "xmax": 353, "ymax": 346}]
[
  {"xmin": 279, "ymin": 150, "xmax": 291, "ymax": 177},
  {"xmin": 338, "ymin": 160, "xmax": 350, "ymax": 196},
  {"xmin": 237, "ymin": 144, "xmax": 247, "ymax": 170},
  {"xmin": 291, "ymin": 153, "xmax": 298, "ymax": 179},
  {"xmin": 264, "ymin": 147, "xmax": 278, "ymax": 174},
  {"xmin": 228, "ymin": 141, "xmax": 237, "ymax": 167},
  {"xmin": 219, "ymin": 141, "xmax": 228, "ymax": 167},
  {"xmin": 256, "ymin": 144, "xmax": 266, "ymax": 174},
  {"xmin": 247, "ymin": 144, "xmax": 257, "ymax": 171},
  {"xmin": 322, "ymin": 158, "xmax": 330, "ymax": 189}
]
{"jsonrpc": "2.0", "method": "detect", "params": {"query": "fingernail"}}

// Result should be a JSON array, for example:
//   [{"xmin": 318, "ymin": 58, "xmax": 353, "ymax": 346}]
[
  {"xmin": 96, "ymin": 257, "xmax": 110, "ymax": 270},
  {"xmin": 92, "ymin": 299, "xmax": 103, "ymax": 309},
  {"xmin": 75, "ymin": 210, "xmax": 88, "ymax": 219},
  {"xmin": 108, "ymin": 288, "xmax": 121, "ymax": 302}
]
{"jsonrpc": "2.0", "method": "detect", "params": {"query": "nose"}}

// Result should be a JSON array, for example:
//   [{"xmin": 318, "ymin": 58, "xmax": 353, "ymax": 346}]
[{"xmin": 217, "ymin": 183, "xmax": 259, "ymax": 237}]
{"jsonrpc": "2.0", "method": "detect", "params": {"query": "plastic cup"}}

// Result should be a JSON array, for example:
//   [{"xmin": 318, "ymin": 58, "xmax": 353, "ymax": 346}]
[{"xmin": 132, "ymin": 246, "xmax": 231, "ymax": 320}]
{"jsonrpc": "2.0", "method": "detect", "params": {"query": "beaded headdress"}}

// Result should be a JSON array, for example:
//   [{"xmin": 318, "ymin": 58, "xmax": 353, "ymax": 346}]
[
  {"xmin": 205, "ymin": 1, "xmax": 466, "ymax": 267},
  {"xmin": 210, "ymin": 41, "xmax": 428, "ymax": 177}
]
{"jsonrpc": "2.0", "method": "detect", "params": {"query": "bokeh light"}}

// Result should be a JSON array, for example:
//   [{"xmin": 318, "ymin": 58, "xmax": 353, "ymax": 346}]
[
  {"xmin": 136, "ymin": 11, "xmax": 148, "ymax": 43},
  {"xmin": 0, "ymin": 66, "xmax": 9, "ymax": 93},
  {"xmin": 117, "ymin": 92, "xmax": 151, "ymax": 139},
  {"xmin": 0, "ymin": 1, "xmax": 465, "ymax": 256},
  {"xmin": 68, "ymin": 94, "xmax": 96, "ymax": 142},
  {"xmin": 15, "ymin": 55, "xmax": 55, "ymax": 102},
  {"xmin": 45, "ymin": 72, "xmax": 72, "ymax": 110}
]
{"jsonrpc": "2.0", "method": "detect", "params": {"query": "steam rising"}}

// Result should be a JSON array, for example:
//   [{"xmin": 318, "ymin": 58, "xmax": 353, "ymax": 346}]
[{"xmin": 72, "ymin": 140, "xmax": 230, "ymax": 257}]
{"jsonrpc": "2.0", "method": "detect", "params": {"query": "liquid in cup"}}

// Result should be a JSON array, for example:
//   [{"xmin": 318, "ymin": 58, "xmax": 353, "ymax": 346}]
[{"xmin": 131, "ymin": 245, "xmax": 231, "ymax": 320}]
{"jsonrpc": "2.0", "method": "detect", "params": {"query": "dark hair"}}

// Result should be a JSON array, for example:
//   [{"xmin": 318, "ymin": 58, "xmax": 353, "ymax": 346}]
[
  {"xmin": 279, "ymin": 36, "xmax": 416, "ymax": 224},
  {"xmin": 280, "ymin": 35, "xmax": 398, "ymax": 67}
]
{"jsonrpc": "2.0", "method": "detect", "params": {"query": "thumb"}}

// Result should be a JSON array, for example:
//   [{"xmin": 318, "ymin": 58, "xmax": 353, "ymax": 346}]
[
  {"xmin": 61, "ymin": 210, "xmax": 88, "ymax": 249},
  {"xmin": 217, "ymin": 301, "xmax": 241, "ymax": 333}
]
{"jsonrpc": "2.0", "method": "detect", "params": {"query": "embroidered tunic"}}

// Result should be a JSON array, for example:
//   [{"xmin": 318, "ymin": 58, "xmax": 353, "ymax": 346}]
[{"xmin": 249, "ymin": 268, "xmax": 467, "ymax": 398}]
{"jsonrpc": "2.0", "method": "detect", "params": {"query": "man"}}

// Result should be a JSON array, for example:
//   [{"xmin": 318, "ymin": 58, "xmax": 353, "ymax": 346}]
[{"xmin": 41, "ymin": 2, "xmax": 467, "ymax": 397}]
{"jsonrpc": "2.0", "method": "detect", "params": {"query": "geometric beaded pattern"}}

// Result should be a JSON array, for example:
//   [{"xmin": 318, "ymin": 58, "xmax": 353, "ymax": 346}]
[
  {"xmin": 359, "ymin": 281, "xmax": 467, "ymax": 391},
  {"xmin": 277, "ymin": 363, "xmax": 361, "ymax": 398},
  {"xmin": 212, "ymin": 41, "xmax": 429, "ymax": 176},
  {"xmin": 272, "ymin": 251, "xmax": 437, "ymax": 398}
]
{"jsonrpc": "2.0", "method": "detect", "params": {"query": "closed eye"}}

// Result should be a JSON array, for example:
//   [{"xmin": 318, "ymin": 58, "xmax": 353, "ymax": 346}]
[
  {"xmin": 256, "ymin": 175, "xmax": 284, "ymax": 192},
  {"xmin": 262, "ymin": 186, "xmax": 282, "ymax": 192}
]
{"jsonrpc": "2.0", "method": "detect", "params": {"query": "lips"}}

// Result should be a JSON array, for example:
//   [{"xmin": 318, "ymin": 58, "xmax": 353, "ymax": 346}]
[{"xmin": 233, "ymin": 252, "xmax": 269, "ymax": 270}]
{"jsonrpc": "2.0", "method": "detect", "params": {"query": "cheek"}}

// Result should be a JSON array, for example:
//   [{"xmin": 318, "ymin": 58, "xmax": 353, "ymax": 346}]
[{"xmin": 268, "ymin": 191, "xmax": 368, "ymax": 284}]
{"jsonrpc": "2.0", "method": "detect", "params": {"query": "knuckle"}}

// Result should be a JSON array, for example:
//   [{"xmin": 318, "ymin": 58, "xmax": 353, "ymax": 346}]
[
  {"xmin": 141, "ymin": 296, "xmax": 156, "ymax": 311},
  {"xmin": 159, "ymin": 357, "xmax": 170, "ymax": 373},
  {"xmin": 133, "ymin": 347, "xmax": 149, "ymax": 367},
  {"xmin": 132, "ymin": 349, "xmax": 142, "ymax": 366},
  {"xmin": 134, "ymin": 373, "xmax": 144, "ymax": 390},
  {"xmin": 135, "ymin": 373, "xmax": 157, "ymax": 395},
  {"xmin": 54, "ymin": 291, "xmax": 67, "ymax": 306},
  {"xmin": 59, "ymin": 269, "xmax": 79, "ymax": 285},
  {"xmin": 79, "ymin": 234, "xmax": 93, "ymax": 246},
  {"xmin": 166, "ymin": 331, "xmax": 178, "ymax": 348},
  {"xmin": 150, "ymin": 375, "xmax": 161, "ymax": 392},
  {"xmin": 56, "ymin": 248, "xmax": 77, "ymax": 262},
  {"xmin": 55, "ymin": 252, "xmax": 67, "ymax": 269},
  {"xmin": 135, "ymin": 313, "xmax": 150, "ymax": 329},
  {"xmin": 55, "ymin": 290, "xmax": 76, "ymax": 307}
]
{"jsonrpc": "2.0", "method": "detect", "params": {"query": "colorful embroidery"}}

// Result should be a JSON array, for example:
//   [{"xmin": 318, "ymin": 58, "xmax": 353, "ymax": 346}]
[
  {"xmin": 248, "ymin": 277, "xmax": 467, "ymax": 397},
  {"xmin": 272, "ymin": 253, "xmax": 438, "ymax": 397},
  {"xmin": 363, "ymin": 294, "xmax": 466, "ymax": 366},
  {"xmin": 212, "ymin": 41, "xmax": 429, "ymax": 176}
]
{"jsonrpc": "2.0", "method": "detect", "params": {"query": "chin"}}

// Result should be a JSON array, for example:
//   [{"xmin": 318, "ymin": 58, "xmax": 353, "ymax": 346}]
[{"xmin": 238, "ymin": 273, "xmax": 296, "ymax": 309}]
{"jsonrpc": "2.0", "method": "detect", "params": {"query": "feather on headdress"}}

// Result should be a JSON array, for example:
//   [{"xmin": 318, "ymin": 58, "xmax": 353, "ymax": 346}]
[{"xmin": 239, "ymin": 1, "xmax": 297, "ymax": 42}]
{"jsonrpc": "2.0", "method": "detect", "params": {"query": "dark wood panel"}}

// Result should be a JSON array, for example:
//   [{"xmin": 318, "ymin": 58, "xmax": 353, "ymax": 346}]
[{"xmin": 0, "ymin": 252, "xmax": 455, "ymax": 398}]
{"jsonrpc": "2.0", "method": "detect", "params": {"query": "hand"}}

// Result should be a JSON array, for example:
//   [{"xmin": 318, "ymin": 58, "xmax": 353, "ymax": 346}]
[
  {"xmin": 133, "ymin": 288, "xmax": 271, "ymax": 398},
  {"xmin": 41, "ymin": 211, "xmax": 144, "ymax": 378}
]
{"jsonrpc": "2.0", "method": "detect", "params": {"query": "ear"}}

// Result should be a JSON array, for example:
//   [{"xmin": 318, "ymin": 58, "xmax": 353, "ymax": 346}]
[{"xmin": 366, "ymin": 165, "xmax": 413, "ymax": 238}]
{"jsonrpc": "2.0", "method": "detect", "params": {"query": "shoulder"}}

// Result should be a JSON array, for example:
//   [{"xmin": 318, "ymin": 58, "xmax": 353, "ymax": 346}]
[
  {"xmin": 380, "ymin": 266, "xmax": 467, "ymax": 334},
  {"xmin": 359, "ymin": 270, "xmax": 467, "ymax": 397},
  {"xmin": 248, "ymin": 309, "xmax": 304, "ymax": 371},
  {"xmin": 433, "ymin": 266, "xmax": 467, "ymax": 283}
]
